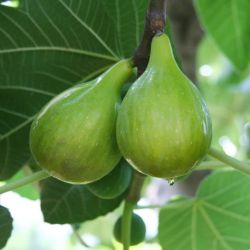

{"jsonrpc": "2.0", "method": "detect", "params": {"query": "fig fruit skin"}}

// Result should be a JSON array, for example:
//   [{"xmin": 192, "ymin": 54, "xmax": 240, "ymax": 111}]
[
  {"xmin": 30, "ymin": 59, "xmax": 133, "ymax": 184},
  {"xmin": 116, "ymin": 34, "xmax": 212, "ymax": 179},
  {"xmin": 86, "ymin": 158, "xmax": 132, "ymax": 199},
  {"xmin": 113, "ymin": 213, "xmax": 146, "ymax": 246}
]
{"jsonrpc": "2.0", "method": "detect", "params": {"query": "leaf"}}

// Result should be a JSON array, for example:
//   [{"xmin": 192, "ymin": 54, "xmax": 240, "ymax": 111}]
[
  {"xmin": 195, "ymin": 0, "xmax": 250, "ymax": 70},
  {"xmin": 0, "ymin": 0, "xmax": 148, "ymax": 179},
  {"xmin": 40, "ymin": 177, "xmax": 123, "ymax": 224},
  {"xmin": 0, "ymin": 205, "xmax": 13, "ymax": 249},
  {"xmin": 159, "ymin": 170, "xmax": 250, "ymax": 250}
]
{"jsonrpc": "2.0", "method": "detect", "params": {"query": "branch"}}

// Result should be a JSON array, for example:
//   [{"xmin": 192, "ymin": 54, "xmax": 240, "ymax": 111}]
[{"xmin": 133, "ymin": 0, "xmax": 167, "ymax": 76}]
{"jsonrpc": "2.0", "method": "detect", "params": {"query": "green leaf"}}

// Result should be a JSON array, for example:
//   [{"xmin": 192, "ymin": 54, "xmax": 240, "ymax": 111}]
[
  {"xmin": 195, "ymin": 0, "xmax": 250, "ymax": 70},
  {"xmin": 0, "ymin": 205, "xmax": 13, "ymax": 249},
  {"xmin": 40, "ymin": 177, "xmax": 123, "ymax": 224},
  {"xmin": 159, "ymin": 170, "xmax": 250, "ymax": 250},
  {"xmin": 0, "ymin": 0, "xmax": 148, "ymax": 180}
]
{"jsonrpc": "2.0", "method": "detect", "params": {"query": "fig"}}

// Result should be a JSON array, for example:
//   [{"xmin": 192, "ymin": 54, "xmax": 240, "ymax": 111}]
[
  {"xmin": 30, "ymin": 60, "xmax": 133, "ymax": 184},
  {"xmin": 113, "ymin": 213, "xmax": 146, "ymax": 246},
  {"xmin": 117, "ymin": 33, "xmax": 212, "ymax": 180},
  {"xmin": 86, "ymin": 158, "xmax": 132, "ymax": 199}
]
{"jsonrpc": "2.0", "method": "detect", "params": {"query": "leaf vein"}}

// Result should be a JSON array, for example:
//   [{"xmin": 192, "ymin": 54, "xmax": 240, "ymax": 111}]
[{"xmin": 57, "ymin": 0, "xmax": 119, "ymax": 59}]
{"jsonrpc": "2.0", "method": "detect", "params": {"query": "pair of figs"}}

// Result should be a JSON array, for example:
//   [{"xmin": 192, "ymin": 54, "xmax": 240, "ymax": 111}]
[{"xmin": 30, "ymin": 33, "xmax": 212, "ymax": 185}]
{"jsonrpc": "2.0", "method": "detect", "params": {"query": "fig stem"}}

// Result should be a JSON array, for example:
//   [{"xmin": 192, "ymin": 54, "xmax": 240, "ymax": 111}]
[
  {"xmin": 122, "ymin": 171, "xmax": 145, "ymax": 249},
  {"xmin": 208, "ymin": 147, "xmax": 250, "ymax": 175},
  {"xmin": 0, "ymin": 170, "xmax": 49, "ymax": 195},
  {"xmin": 133, "ymin": 0, "xmax": 167, "ymax": 76},
  {"xmin": 122, "ymin": 201, "xmax": 135, "ymax": 250}
]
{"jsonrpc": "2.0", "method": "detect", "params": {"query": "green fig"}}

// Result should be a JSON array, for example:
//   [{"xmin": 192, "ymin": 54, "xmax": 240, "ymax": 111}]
[
  {"xmin": 86, "ymin": 158, "xmax": 132, "ymax": 199},
  {"xmin": 30, "ymin": 60, "xmax": 133, "ymax": 184},
  {"xmin": 116, "ymin": 34, "xmax": 212, "ymax": 180},
  {"xmin": 113, "ymin": 213, "xmax": 146, "ymax": 246}
]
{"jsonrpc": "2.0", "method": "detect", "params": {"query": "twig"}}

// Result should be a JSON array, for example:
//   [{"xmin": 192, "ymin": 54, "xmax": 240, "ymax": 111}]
[{"xmin": 133, "ymin": 0, "xmax": 167, "ymax": 76}]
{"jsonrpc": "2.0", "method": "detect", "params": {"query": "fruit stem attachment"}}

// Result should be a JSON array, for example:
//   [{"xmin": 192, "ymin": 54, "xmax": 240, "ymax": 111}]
[
  {"xmin": 0, "ymin": 170, "xmax": 49, "ymax": 195},
  {"xmin": 208, "ymin": 147, "xmax": 250, "ymax": 175},
  {"xmin": 133, "ymin": 0, "xmax": 167, "ymax": 75},
  {"xmin": 122, "ymin": 171, "xmax": 145, "ymax": 249}
]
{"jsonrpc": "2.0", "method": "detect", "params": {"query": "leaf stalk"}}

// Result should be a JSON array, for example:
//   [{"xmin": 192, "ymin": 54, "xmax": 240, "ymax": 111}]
[
  {"xmin": 0, "ymin": 170, "xmax": 49, "ymax": 195},
  {"xmin": 208, "ymin": 147, "xmax": 250, "ymax": 175}
]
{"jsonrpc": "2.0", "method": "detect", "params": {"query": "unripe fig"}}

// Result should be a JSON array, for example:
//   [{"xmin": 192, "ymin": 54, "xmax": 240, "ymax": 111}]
[
  {"xmin": 117, "ymin": 34, "xmax": 212, "ymax": 180},
  {"xmin": 86, "ymin": 158, "xmax": 132, "ymax": 199},
  {"xmin": 30, "ymin": 60, "xmax": 133, "ymax": 184},
  {"xmin": 113, "ymin": 213, "xmax": 146, "ymax": 246}
]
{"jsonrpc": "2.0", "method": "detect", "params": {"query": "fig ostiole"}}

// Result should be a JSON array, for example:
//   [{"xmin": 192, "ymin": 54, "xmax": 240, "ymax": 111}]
[
  {"xmin": 116, "ymin": 33, "xmax": 212, "ymax": 180},
  {"xmin": 30, "ymin": 59, "xmax": 133, "ymax": 184}
]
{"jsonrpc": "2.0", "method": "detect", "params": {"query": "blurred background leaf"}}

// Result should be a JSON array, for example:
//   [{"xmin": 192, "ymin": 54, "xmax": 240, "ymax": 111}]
[
  {"xmin": 196, "ymin": 36, "xmax": 250, "ymax": 159},
  {"xmin": 195, "ymin": 0, "xmax": 250, "ymax": 70}
]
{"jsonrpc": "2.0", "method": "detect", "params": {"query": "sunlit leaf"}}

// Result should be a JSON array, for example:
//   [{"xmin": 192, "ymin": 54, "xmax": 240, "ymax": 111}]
[
  {"xmin": 159, "ymin": 171, "xmax": 250, "ymax": 250},
  {"xmin": 195, "ymin": 0, "xmax": 250, "ymax": 70}
]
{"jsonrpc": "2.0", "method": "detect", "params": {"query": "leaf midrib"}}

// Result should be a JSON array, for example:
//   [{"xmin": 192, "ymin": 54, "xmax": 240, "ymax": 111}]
[
  {"xmin": 57, "ymin": 0, "xmax": 119, "ymax": 60},
  {"xmin": 0, "ymin": 46, "xmax": 118, "ymax": 61},
  {"xmin": 199, "ymin": 206, "xmax": 233, "ymax": 250},
  {"xmin": 0, "ymin": 115, "xmax": 35, "ymax": 141}
]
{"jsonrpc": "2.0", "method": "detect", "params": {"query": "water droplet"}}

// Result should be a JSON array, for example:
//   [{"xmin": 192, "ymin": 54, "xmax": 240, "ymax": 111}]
[{"xmin": 168, "ymin": 179, "xmax": 175, "ymax": 186}]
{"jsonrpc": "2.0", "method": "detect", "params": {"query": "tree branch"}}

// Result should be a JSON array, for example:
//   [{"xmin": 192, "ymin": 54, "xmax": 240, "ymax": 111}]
[{"xmin": 133, "ymin": 0, "xmax": 167, "ymax": 76}]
